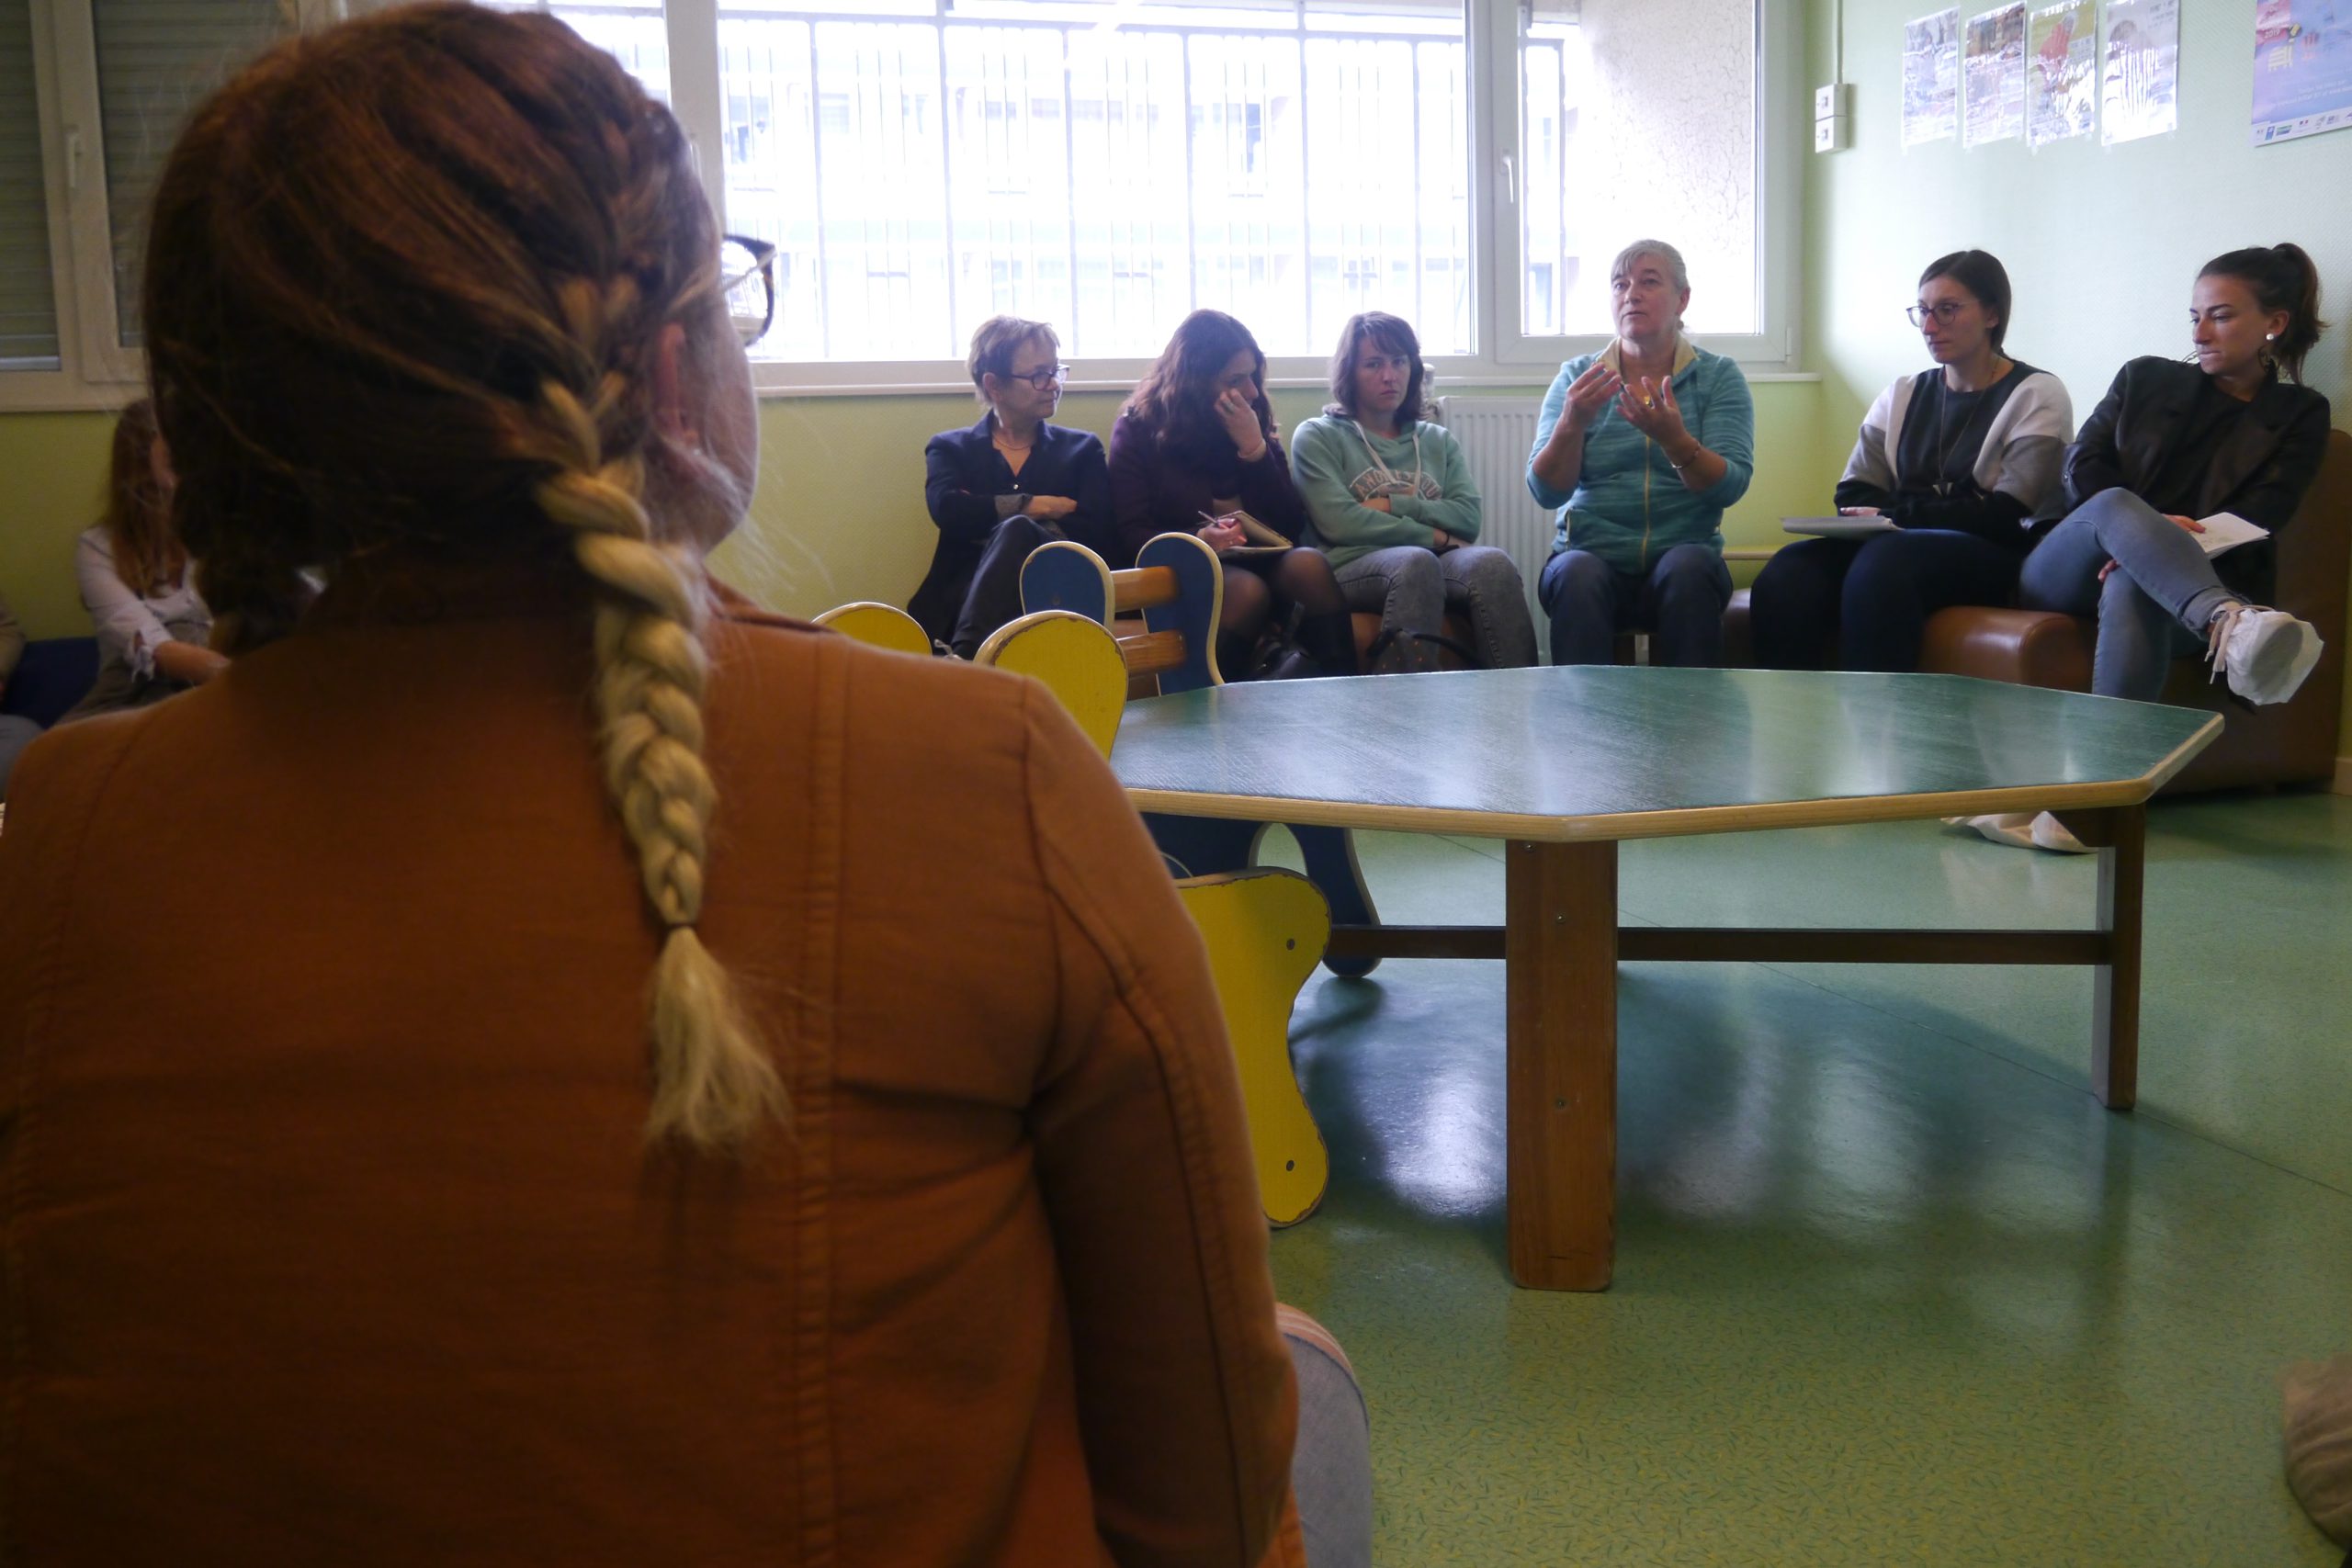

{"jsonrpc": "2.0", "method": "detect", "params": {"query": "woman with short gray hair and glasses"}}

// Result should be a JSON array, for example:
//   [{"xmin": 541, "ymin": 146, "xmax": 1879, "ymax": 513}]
[{"xmin": 911, "ymin": 316, "xmax": 1112, "ymax": 657}]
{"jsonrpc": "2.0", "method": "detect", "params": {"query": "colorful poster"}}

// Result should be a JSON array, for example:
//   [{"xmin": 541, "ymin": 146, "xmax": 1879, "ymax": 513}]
[
  {"xmin": 2026, "ymin": 0, "xmax": 2097, "ymax": 146},
  {"xmin": 1904, "ymin": 8, "xmax": 1962, "ymax": 146},
  {"xmin": 2252, "ymin": 0, "xmax": 2352, "ymax": 145},
  {"xmin": 1963, "ymin": 3, "xmax": 2027, "ymax": 148},
  {"xmin": 2102, "ymin": 0, "xmax": 2179, "ymax": 144}
]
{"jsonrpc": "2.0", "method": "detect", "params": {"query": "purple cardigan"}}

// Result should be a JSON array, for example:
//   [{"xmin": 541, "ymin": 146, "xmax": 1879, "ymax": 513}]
[{"xmin": 1104, "ymin": 412, "xmax": 1310, "ymax": 570}]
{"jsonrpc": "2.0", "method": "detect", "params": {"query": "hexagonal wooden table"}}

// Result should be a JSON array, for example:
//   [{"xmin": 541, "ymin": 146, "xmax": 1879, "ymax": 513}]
[{"xmin": 1110, "ymin": 667, "xmax": 2221, "ymax": 1292}]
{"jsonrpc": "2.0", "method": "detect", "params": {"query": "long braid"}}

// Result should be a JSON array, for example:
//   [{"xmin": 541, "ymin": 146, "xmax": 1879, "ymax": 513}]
[
  {"xmin": 141, "ymin": 6, "xmax": 786, "ymax": 1151},
  {"xmin": 533, "ymin": 292, "xmax": 785, "ymax": 1151}
]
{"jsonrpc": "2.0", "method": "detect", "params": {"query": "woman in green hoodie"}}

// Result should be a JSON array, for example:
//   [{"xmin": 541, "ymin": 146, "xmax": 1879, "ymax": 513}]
[
  {"xmin": 1526, "ymin": 240, "xmax": 1755, "ymax": 666},
  {"xmin": 1291, "ymin": 312, "xmax": 1537, "ymax": 671}
]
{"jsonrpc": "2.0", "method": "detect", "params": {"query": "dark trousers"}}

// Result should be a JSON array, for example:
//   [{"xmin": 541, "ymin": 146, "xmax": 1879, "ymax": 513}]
[
  {"xmin": 949, "ymin": 514, "xmax": 1061, "ymax": 659},
  {"xmin": 1537, "ymin": 543, "xmax": 1732, "ymax": 667},
  {"xmin": 1749, "ymin": 529, "xmax": 2023, "ymax": 673}
]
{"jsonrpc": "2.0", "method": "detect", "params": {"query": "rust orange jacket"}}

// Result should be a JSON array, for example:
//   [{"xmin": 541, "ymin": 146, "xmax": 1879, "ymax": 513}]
[{"xmin": 0, "ymin": 572, "xmax": 1297, "ymax": 1566}]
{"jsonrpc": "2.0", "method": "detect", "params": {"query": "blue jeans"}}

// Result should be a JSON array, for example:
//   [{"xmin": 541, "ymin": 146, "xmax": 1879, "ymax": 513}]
[
  {"xmin": 1538, "ymin": 543, "xmax": 1732, "ymax": 667},
  {"xmin": 2017, "ymin": 489, "xmax": 2235, "ymax": 701},
  {"xmin": 1751, "ymin": 529, "xmax": 2023, "ymax": 672}
]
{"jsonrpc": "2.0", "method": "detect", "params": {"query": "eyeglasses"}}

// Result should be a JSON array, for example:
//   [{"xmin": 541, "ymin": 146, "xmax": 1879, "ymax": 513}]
[
  {"xmin": 1005, "ymin": 363, "xmax": 1070, "ymax": 391},
  {"xmin": 1906, "ymin": 301, "xmax": 1968, "ymax": 327},
  {"xmin": 719, "ymin": 234, "xmax": 777, "ymax": 347}
]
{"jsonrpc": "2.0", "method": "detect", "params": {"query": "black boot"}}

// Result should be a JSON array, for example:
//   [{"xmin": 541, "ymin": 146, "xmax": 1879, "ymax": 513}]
[{"xmin": 1295, "ymin": 610, "xmax": 1361, "ymax": 678}]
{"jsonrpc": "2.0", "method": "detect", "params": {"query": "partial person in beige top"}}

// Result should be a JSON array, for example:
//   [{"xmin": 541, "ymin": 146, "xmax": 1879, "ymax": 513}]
[
  {"xmin": 57, "ymin": 398, "xmax": 226, "ymax": 725},
  {"xmin": 0, "ymin": 8, "xmax": 1306, "ymax": 1563}
]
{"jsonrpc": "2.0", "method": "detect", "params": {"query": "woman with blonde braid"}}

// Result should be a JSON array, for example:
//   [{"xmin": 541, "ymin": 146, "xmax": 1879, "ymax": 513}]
[{"xmin": 0, "ymin": 8, "xmax": 1327, "ymax": 1564}]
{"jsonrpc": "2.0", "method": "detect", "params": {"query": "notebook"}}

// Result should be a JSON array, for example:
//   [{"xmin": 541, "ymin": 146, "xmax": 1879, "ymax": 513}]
[{"xmin": 1781, "ymin": 515, "xmax": 1898, "ymax": 540}]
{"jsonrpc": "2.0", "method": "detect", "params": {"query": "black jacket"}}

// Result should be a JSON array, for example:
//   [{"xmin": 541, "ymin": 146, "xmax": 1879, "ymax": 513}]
[
  {"xmin": 2043, "ymin": 356, "xmax": 2332, "ymax": 599},
  {"xmin": 909, "ymin": 416, "xmax": 1113, "ymax": 643}
]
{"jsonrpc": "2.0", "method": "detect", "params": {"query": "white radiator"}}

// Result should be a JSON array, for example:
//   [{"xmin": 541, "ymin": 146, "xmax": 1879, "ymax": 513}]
[{"xmin": 1434, "ymin": 394, "xmax": 1555, "ymax": 647}]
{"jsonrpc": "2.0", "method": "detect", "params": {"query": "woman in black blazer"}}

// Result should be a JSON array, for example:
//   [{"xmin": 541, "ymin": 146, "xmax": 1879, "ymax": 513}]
[
  {"xmin": 910, "ymin": 317, "xmax": 1112, "ymax": 656},
  {"xmin": 2018, "ymin": 244, "xmax": 2331, "ymax": 706}
]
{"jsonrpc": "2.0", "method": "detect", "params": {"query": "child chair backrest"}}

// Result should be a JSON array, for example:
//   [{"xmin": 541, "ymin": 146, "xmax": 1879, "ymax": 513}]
[
  {"xmin": 973, "ymin": 609, "xmax": 1126, "ymax": 759},
  {"xmin": 812, "ymin": 601, "xmax": 931, "ymax": 657},
  {"xmin": 1020, "ymin": 534, "xmax": 1223, "ymax": 695}
]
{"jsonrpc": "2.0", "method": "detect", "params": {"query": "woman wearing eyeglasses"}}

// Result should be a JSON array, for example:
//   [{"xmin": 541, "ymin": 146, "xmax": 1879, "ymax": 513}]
[
  {"xmin": 0, "ymin": 9, "xmax": 1314, "ymax": 1563},
  {"xmin": 1749, "ymin": 251, "xmax": 2072, "ymax": 672},
  {"xmin": 911, "ymin": 316, "xmax": 1112, "ymax": 657}
]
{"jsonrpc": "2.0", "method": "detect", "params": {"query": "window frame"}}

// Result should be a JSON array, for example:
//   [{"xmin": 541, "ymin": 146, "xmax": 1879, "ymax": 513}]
[{"xmin": 0, "ymin": 0, "xmax": 1800, "ymax": 412}]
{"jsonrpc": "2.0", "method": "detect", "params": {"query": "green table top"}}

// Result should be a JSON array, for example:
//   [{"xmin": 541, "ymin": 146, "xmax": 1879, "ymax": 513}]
[{"xmin": 1111, "ymin": 668, "xmax": 2221, "ymax": 842}]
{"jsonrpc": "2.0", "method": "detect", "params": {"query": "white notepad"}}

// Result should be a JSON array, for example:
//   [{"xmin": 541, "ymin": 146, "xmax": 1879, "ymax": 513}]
[
  {"xmin": 1781, "ymin": 515, "xmax": 1898, "ymax": 540},
  {"xmin": 2190, "ymin": 512, "xmax": 2270, "ymax": 558}
]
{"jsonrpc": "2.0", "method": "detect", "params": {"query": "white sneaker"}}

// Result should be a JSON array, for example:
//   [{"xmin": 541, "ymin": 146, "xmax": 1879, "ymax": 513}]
[{"xmin": 2206, "ymin": 604, "xmax": 2322, "ymax": 706}]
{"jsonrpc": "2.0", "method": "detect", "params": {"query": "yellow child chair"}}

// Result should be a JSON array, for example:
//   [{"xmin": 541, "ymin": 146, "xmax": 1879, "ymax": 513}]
[
  {"xmin": 977, "ymin": 608, "xmax": 1332, "ymax": 1226},
  {"xmin": 813, "ymin": 601, "xmax": 932, "ymax": 657}
]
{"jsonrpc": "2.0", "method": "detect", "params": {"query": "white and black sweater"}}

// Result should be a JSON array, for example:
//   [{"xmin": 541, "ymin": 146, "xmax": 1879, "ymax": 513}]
[{"xmin": 1833, "ymin": 363, "xmax": 2073, "ymax": 546}]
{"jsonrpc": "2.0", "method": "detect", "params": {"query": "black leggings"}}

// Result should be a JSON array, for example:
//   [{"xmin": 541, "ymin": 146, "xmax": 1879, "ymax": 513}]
[
  {"xmin": 1218, "ymin": 548, "xmax": 1356, "ymax": 678},
  {"xmin": 1750, "ymin": 529, "xmax": 2022, "ymax": 672}
]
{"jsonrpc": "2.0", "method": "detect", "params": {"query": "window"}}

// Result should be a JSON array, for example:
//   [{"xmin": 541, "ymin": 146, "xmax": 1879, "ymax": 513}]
[
  {"xmin": 0, "ymin": 0, "xmax": 58, "ymax": 369},
  {"xmin": 92, "ymin": 0, "xmax": 291, "ymax": 350},
  {"xmin": 1518, "ymin": 0, "xmax": 1758, "ymax": 340},
  {"xmin": 1, "ymin": 0, "xmax": 1790, "ymax": 402}
]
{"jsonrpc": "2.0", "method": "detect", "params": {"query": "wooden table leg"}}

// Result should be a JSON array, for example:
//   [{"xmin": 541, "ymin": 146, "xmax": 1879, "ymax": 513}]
[
  {"xmin": 2092, "ymin": 804, "xmax": 2145, "ymax": 1111},
  {"xmin": 1505, "ymin": 839, "xmax": 1618, "ymax": 1291}
]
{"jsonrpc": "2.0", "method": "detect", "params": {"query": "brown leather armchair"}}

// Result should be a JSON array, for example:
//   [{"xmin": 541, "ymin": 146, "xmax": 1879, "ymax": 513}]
[{"xmin": 1721, "ymin": 428, "xmax": 2350, "ymax": 793}]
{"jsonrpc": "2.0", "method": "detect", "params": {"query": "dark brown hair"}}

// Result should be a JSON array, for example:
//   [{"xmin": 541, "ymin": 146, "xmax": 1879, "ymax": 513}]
[
  {"xmin": 2199, "ymin": 243, "xmax": 2328, "ymax": 384},
  {"xmin": 102, "ymin": 397, "xmax": 182, "ymax": 593},
  {"xmin": 141, "ymin": 3, "xmax": 780, "ymax": 1150},
  {"xmin": 1121, "ymin": 309, "xmax": 1272, "ymax": 457},
  {"xmin": 1919, "ymin": 250, "xmax": 2013, "ymax": 354},
  {"xmin": 1323, "ymin": 311, "xmax": 1429, "ymax": 428}
]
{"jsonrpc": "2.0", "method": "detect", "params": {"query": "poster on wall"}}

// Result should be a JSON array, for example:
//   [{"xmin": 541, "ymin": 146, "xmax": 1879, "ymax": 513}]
[
  {"xmin": 2027, "ymin": 0, "xmax": 2098, "ymax": 145},
  {"xmin": 2252, "ymin": 0, "xmax": 2352, "ymax": 144},
  {"xmin": 1904, "ymin": 8, "xmax": 1962, "ymax": 145},
  {"xmin": 1963, "ymin": 3, "xmax": 2028, "ymax": 147},
  {"xmin": 2102, "ymin": 0, "xmax": 2179, "ymax": 144}
]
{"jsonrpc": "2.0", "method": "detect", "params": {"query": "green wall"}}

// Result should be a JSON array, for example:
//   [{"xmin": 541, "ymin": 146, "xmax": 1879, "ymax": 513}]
[
  {"xmin": 0, "ymin": 379, "xmax": 1824, "ymax": 638},
  {"xmin": 1806, "ymin": 0, "xmax": 2352, "ymax": 751}
]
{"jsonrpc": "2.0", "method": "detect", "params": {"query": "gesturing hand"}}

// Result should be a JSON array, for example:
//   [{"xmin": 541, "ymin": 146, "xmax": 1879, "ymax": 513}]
[
  {"xmin": 1616, "ymin": 376, "xmax": 1689, "ymax": 443},
  {"xmin": 1213, "ymin": 388, "xmax": 1264, "ymax": 453},
  {"xmin": 1558, "ymin": 359, "xmax": 1623, "ymax": 435}
]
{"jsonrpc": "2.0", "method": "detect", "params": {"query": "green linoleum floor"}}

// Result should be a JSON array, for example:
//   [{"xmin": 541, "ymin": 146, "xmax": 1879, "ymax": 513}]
[{"xmin": 1256, "ymin": 793, "xmax": 2352, "ymax": 1565}]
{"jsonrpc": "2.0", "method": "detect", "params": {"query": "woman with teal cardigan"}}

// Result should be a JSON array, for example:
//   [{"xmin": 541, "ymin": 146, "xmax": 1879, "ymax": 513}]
[{"xmin": 1525, "ymin": 240, "xmax": 1755, "ymax": 666}]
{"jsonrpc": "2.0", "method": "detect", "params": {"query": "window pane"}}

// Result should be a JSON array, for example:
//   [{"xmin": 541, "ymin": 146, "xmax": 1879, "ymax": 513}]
[
  {"xmin": 481, "ymin": 1, "xmax": 673, "ymax": 99},
  {"xmin": 94, "ymin": 0, "xmax": 289, "ymax": 348},
  {"xmin": 0, "ymin": 0, "xmax": 58, "ymax": 368},
  {"xmin": 1520, "ymin": 0, "xmax": 1756, "ymax": 337},
  {"xmin": 719, "ymin": 0, "xmax": 1471, "ymax": 363}
]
